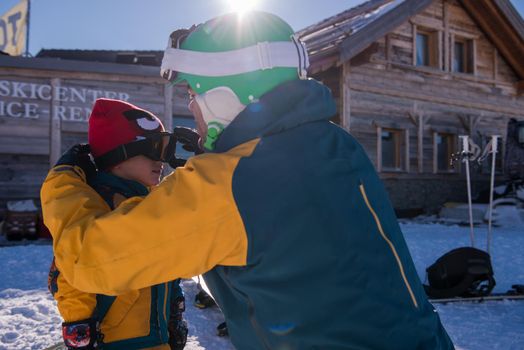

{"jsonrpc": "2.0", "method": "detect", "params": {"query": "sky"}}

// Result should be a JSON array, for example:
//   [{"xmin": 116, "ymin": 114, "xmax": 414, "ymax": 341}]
[{"xmin": 0, "ymin": 0, "xmax": 524, "ymax": 56}]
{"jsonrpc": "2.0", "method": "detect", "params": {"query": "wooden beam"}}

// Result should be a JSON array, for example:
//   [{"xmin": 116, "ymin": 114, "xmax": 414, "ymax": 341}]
[
  {"xmin": 385, "ymin": 34, "xmax": 392, "ymax": 69},
  {"xmin": 492, "ymin": 47, "xmax": 498, "ymax": 82},
  {"xmin": 443, "ymin": 0, "xmax": 450, "ymax": 72},
  {"xmin": 418, "ymin": 114, "xmax": 424, "ymax": 173},
  {"xmin": 163, "ymin": 83, "xmax": 174, "ymax": 174},
  {"xmin": 376, "ymin": 126, "xmax": 382, "ymax": 173},
  {"xmin": 460, "ymin": 0, "xmax": 524, "ymax": 80},
  {"xmin": 163, "ymin": 83, "xmax": 174, "ymax": 132},
  {"xmin": 432, "ymin": 132, "xmax": 438, "ymax": 174},
  {"xmin": 438, "ymin": 30, "xmax": 443, "ymax": 71},
  {"xmin": 450, "ymin": 34, "xmax": 455, "ymax": 73},
  {"xmin": 516, "ymin": 80, "xmax": 524, "ymax": 96},
  {"xmin": 409, "ymin": 107, "xmax": 432, "ymax": 174},
  {"xmin": 405, "ymin": 128, "xmax": 410, "ymax": 173},
  {"xmin": 458, "ymin": 115, "xmax": 482, "ymax": 135},
  {"xmin": 49, "ymin": 78, "xmax": 62, "ymax": 168},
  {"xmin": 471, "ymin": 39, "xmax": 478, "ymax": 76},
  {"xmin": 412, "ymin": 24, "xmax": 417, "ymax": 66},
  {"xmin": 493, "ymin": 0, "xmax": 524, "ymax": 39}
]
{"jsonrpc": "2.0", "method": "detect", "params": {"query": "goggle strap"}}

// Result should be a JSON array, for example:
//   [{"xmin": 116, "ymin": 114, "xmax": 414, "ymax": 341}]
[
  {"xmin": 161, "ymin": 40, "xmax": 309, "ymax": 79},
  {"xmin": 94, "ymin": 141, "xmax": 155, "ymax": 170}
]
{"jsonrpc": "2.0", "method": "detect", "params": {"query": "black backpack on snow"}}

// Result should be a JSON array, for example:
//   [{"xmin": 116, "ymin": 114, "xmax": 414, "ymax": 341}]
[{"xmin": 423, "ymin": 247, "xmax": 496, "ymax": 299}]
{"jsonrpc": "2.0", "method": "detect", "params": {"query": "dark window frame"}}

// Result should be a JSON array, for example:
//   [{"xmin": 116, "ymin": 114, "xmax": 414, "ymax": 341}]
[
  {"xmin": 434, "ymin": 132, "xmax": 457, "ymax": 173},
  {"xmin": 451, "ymin": 35, "xmax": 475, "ymax": 74},
  {"xmin": 378, "ymin": 127, "xmax": 407, "ymax": 173},
  {"xmin": 414, "ymin": 26, "xmax": 441, "ymax": 69}
]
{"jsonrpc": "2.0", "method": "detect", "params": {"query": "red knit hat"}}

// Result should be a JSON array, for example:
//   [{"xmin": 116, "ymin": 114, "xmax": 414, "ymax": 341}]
[{"xmin": 88, "ymin": 98, "xmax": 165, "ymax": 158}]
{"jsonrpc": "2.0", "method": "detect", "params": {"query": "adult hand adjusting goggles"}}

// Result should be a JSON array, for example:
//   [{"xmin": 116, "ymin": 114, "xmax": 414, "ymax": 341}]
[{"xmin": 94, "ymin": 127, "xmax": 202, "ymax": 170}]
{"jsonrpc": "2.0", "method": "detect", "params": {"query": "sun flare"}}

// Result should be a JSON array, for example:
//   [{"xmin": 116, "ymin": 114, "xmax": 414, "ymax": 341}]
[{"xmin": 226, "ymin": 0, "xmax": 258, "ymax": 13}]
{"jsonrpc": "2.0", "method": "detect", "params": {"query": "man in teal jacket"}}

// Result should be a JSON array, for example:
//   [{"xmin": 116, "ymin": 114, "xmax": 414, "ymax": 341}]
[{"xmin": 41, "ymin": 11, "xmax": 454, "ymax": 350}]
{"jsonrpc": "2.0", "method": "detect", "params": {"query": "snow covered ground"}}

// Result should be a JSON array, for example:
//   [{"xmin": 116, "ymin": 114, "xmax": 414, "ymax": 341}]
[{"xmin": 0, "ymin": 222, "xmax": 523, "ymax": 350}]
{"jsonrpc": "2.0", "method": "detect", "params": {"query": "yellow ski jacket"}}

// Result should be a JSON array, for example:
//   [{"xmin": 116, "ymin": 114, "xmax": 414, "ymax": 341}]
[
  {"xmin": 47, "ymin": 172, "xmax": 184, "ymax": 349},
  {"xmin": 42, "ymin": 143, "xmax": 252, "ymax": 296}
]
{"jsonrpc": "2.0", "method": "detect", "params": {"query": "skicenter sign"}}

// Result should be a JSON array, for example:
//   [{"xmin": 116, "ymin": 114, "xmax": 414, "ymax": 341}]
[{"xmin": 0, "ymin": 79, "xmax": 131, "ymax": 121}]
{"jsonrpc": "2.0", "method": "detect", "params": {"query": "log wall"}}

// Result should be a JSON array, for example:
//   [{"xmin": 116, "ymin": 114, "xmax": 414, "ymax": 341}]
[{"xmin": 314, "ymin": 0, "xmax": 524, "ymax": 212}]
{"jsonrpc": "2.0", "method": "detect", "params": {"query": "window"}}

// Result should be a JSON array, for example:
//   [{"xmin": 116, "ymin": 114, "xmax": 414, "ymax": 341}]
[
  {"xmin": 416, "ymin": 33, "xmax": 430, "ymax": 66},
  {"xmin": 380, "ymin": 128, "xmax": 405, "ymax": 171},
  {"xmin": 518, "ymin": 122, "xmax": 524, "ymax": 144},
  {"xmin": 452, "ymin": 37, "xmax": 474, "ymax": 74},
  {"xmin": 435, "ymin": 133, "xmax": 456, "ymax": 172},
  {"xmin": 415, "ymin": 28, "xmax": 439, "ymax": 68}
]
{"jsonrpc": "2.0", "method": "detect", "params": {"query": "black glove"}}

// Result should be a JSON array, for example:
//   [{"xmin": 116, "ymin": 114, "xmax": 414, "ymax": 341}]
[
  {"xmin": 55, "ymin": 144, "xmax": 97, "ymax": 180},
  {"xmin": 168, "ymin": 319, "xmax": 188, "ymax": 350},
  {"xmin": 168, "ymin": 296, "xmax": 188, "ymax": 350},
  {"xmin": 62, "ymin": 318, "xmax": 101, "ymax": 350},
  {"xmin": 173, "ymin": 127, "xmax": 203, "ymax": 155},
  {"xmin": 168, "ymin": 157, "xmax": 187, "ymax": 169}
]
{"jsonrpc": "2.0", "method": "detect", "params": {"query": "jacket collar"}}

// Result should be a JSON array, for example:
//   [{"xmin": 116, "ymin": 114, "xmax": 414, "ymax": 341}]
[
  {"xmin": 92, "ymin": 171, "xmax": 149, "ymax": 197},
  {"xmin": 213, "ymin": 79, "xmax": 337, "ymax": 153}
]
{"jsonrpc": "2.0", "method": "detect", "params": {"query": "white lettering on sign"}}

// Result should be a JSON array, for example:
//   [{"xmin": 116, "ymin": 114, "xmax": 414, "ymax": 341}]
[
  {"xmin": 0, "ymin": 100, "xmax": 39, "ymax": 119},
  {"xmin": 0, "ymin": 79, "xmax": 133, "ymax": 122}
]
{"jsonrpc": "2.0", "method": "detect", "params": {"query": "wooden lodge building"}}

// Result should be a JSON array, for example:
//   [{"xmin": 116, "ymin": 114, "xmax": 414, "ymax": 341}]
[
  {"xmin": 0, "ymin": 0, "xmax": 523, "ymax": 218},
  {"xmin": 298, "ymin": 0, "xmax": 524, "ymax": 214},
  {"xmin": 0, "ymin": 50, "xmax": 194, "ymax": 216}
]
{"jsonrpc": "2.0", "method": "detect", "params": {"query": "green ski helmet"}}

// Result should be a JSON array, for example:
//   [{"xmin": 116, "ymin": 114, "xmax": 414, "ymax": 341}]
[
  {"xmin": 161, "ymin": 11, "xmax": 309, "ymax": 104},
  {"xmin": 161, "ymin": 11, "xmax": 309, "ymax": 149}
]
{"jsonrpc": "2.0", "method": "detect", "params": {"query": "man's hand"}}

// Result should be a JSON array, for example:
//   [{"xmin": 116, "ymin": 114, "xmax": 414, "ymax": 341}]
[
  {"xmin": 167, "ymin": 127, "xmax": 204, "ymax": 168},
  {"xmin": 173, "ymin": 127, "xmax": 203, "ymax": 154},
  {"xmin": 55, "ymin": 144, "xmax": 97, "ymax": 180}
]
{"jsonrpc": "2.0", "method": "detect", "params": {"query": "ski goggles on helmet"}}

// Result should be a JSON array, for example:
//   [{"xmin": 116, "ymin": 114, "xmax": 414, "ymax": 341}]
[
  {"xmin": 94, "ymin": 132, "xmax": 177, "ymax": 170},
  {"xmin": 160, "ymin": 27, "xmax": 196, "ymax": 83},
  {"xmin": 160, "ymin": 27, "xmax": 309, "ymax": 83}
]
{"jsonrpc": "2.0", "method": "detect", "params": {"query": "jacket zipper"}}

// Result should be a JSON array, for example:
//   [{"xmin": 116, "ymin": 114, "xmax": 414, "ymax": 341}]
[
  {"xmin": 359, "ymin": 183, "xmax": 419, "ymax": 308},
  {"xmin": 162, "ymin": 282, "xmax": 169, "ymax": 342}
]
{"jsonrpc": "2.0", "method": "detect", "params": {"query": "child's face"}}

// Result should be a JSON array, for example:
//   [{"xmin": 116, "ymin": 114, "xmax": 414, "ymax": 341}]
[{"xmin": 111, "ymin": 155, "xmax": 164, "ymax": 187}]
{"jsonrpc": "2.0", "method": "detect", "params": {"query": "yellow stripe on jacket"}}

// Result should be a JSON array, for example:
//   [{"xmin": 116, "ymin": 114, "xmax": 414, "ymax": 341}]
[{"xmin": 41, "ymin": 140, "xmax": 257, "ymax": 295}]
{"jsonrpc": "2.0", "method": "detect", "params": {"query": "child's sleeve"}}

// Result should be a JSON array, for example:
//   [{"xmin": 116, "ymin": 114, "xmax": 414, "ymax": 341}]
[
  {"xmin": 49, "ymin": 259, "xmax": 97, "ymax": 322},
  {"xmin": 41, "ymin": 150, "xmax": 251, "ymax": 296}
]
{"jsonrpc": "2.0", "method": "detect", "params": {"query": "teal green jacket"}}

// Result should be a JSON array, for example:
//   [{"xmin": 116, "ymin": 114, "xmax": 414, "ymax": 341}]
[{"xmin": 202, "ymin": 79, "xmax": 454, "ymax": 349}]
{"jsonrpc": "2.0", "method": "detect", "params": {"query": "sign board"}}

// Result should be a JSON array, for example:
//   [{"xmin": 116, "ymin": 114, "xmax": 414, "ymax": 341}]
[
  {"xmin": 0, "ymin": 79, "xmax": 131, "ymax": 122},
  {"xmin": 0, "ymin": 0, "xmax": 27, "ymax": 56}
]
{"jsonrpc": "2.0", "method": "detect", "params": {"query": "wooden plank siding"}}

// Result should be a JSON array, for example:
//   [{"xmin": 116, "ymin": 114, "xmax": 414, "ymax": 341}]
[{"xmin": 306, "ymin": 0, "xmax": 524, "ymax": 212}]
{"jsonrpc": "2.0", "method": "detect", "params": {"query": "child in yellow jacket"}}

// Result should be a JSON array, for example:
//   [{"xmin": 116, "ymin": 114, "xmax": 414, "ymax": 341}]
[{"xmin": 47, "ymin": 99, "xmax": 187, "ymax": 350}]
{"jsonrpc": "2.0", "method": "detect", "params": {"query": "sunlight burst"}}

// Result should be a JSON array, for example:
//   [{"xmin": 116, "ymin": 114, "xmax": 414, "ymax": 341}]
[{"xmin": 226, "ymin": 0, "xmax": 259, "ymax": 13}]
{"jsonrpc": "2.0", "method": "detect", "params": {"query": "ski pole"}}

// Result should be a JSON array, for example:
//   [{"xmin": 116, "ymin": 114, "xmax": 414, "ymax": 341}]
[
  {"xmin": 460, "ymin": 135, "xmax": 475, "ymax": 248},
  {"xmin": 486, "ymin": 135, "xmax": 500, "ymax": 255}
]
